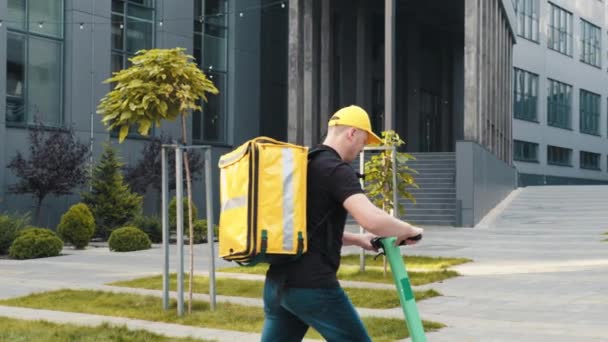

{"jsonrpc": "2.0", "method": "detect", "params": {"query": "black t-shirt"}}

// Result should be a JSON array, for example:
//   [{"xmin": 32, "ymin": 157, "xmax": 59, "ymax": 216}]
[{"xmin": 267, "ymin": 145, "xmax": 364, "ymax": 288}]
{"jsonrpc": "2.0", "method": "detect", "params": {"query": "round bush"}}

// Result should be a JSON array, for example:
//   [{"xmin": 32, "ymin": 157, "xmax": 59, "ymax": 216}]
[
  {"xmin": 9, "ymin": 227, "xmax": 63, "ymax": 259},
  {"xmin": 193, "ymin": 219, "xmax": 219, "ymax": 243},
  {"xmin": 0, "ymin": 213, "xmax": 30, "ymax": 255},
  {"xmin": 169, "ymin": 197, "xmax": 198, "ymax": 231},
  {"xmin": 127, "ymin": 215, "xmax": 162, "ymax": 243},
  {"xmin": 57, "ymin": 203, "xmax": 95, "ymax": 249},
  {"xmin": 108, "ymin": 226, "xmax": 151, "ymax": 252}
]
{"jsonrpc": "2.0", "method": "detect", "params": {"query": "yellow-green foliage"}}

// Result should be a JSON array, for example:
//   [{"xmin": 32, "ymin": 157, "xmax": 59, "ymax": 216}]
[
  {"xmin": 108, "ymin": 226, "xmax": 151, "ymax": 252},
  {"xmin": 364, "ymin": 130, "xmax": 418, "ymax": 216},
  {"xmin": 97, "ymin": 48, "xmax": 219, "ymax": 142},
  {"xmin": 57, "ymin": 203, "xmax": 95, "ymax": 249},
  {"xmin": 9, "ymin": 227, "xmax": 63, "ymax": 259}
]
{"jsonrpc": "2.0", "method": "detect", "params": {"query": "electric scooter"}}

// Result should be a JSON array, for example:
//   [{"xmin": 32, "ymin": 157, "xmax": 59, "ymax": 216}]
[{"xmin": 370, "ymin": 235, "xmax": 426, "ymax": 342}]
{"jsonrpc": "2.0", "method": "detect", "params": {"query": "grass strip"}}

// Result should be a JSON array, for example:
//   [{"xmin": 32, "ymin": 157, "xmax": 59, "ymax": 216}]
[
  {"xmin": 220, "ymin": 264, "xmax": 459, "ymax": 286},
  {"xmin": 0, "ymin": 290, "xmax": 444, "ymax": 341},
  {"xmin": 0, "ymin": 316, "xmax": 212, "ymax": 342},
  {"xmin": 341, "ymin": 254, "xmax": 471, "ymax": 269},
  {"xmin": 109, "ymin": 274, "xmax": 440, "ymax": 309}
]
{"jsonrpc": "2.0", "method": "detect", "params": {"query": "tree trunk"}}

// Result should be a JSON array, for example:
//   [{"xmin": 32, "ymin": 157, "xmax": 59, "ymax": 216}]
[
  {"xmin": 35, "ymin": 196, "xmax": 44, "ymax": 226},
  {"xmin": 180, "ymin": 113, "xmax": 196, "ymax": 314}
]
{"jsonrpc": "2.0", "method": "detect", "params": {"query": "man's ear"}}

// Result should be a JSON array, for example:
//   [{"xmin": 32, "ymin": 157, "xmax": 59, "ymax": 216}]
[{"xmin": 346, "ymin": 127, "xmax": 357, "ymax": 140}]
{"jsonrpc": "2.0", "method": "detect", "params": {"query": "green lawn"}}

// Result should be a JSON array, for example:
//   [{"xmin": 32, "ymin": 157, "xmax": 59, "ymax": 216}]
[
  {"xmin": 0, "ymin": 290, "xmax": 444, "ymax": 342},
  {"xmin": 109, "ymin": 274, "xmax": 440, "ymax": 309},
  {"xmin": 220, "ymin": 264, "xmax": 460, "ymax": 286},
  {"xmin": 0, "ymin": 317, "xmax": 212, "ymax": 342},
  {"xmin": 341, "ymin": 254, "xmax": 472, "ymax": 270}
]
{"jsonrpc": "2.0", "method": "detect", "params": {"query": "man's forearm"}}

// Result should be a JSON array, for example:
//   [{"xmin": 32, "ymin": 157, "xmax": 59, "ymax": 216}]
[
  {"xmin": 364, "ymin": 209, "xmax": 418, "ymax": 237},
  {"xmin": 342, "ymin": 231, "xmax": 362, "ymax": 247}
]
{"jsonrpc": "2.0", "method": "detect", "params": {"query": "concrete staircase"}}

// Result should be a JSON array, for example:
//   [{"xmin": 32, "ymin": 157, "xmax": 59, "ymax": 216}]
[{"xmin": 400, "ymin": 152, "xmax": 456, "ymax": 226}]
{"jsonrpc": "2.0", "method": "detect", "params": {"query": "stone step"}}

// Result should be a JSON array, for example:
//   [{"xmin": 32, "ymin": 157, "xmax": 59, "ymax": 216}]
[
  {"xmin": 403, "ymin": 192, "xmax": 456, "ymax": 199},
  {"xmin": 402, "ymin": 203, "xmax": 456, "ymax": 210},
  {"xmin": 403, "ymin": 208, "xmax": 456, "ymax": 216},
  {"xmin": 402, "ymin": 197, "xmax": 455, "ymax": 204}
]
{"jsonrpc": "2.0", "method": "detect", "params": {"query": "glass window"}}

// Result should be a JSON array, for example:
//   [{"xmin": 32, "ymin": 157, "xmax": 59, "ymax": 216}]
[
  {"xmin": 5, "ymin": 0, "xmax": 64, "ymax": 127},
  {"xmin": 7, "ymin": 0, "xmax": 25, "ymax": 30},
  {"xmin": 580, "ymin": 19, "xmax": 601, "ymax": 67},
  {"xmin": 28, "ymin": 0, "xmax": 63, "ymax": 38},
  {"xmin": 6, "ymin": 33, "xmax": 26, "ymax": 123},
  {"xmin": 192, "ymin": 0, "xmax": 228, "ymax": 144},
  {"xmin": 547, "ymin": 79, "xmax": 572, "ymax": 130},
  {"xmin": 579, "ymin": 89, "xmax": 600, "ymax": 135},
  {"xmin": 547, "ymin": 145, "xmax": 572, "ymax": 166},
  {"xmin": 27, "ymin": 37, "xmax": 63, "ymax": 126},
  {"xmin": 111, "ymin": 0, "xmax": 155, "ymax": 73},
  {"xmin": 513, "ymin": 140, "xmax": 539, "ymax": 162},
  {"xmin": 548, "ymin": 3, "xmax": 573, "ymax": 56},
  {"xmin": 513, "ymin": 0, "xmax": 539, "ymax": 42},
  {"xmin": 513, "ymin": 68, "xmax": 538, "ymax": 122},
  {"xmin": 580, "ymin": 151, "xmax": 601, "ymax": 170}
]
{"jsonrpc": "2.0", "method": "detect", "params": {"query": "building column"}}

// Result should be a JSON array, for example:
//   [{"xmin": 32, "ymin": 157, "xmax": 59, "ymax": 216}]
[
  {"xmin": 287, "ymin": 0, "xmax": 304, "ymax": 144},
  {"xmin": 356, "ymin": 0, "xmax": 368, "ymax": 110},
  {"xmin": 288, "ymin": 0, "xmax": 318, "ymax": 146},
  {"xmin": 464, "ymin": 0, "xmax": 480, "ymax": 142},
  {"xmin": 319, "ymin": 0, "xmax": 332, "ymax": 126},
  {"xmin": 384, "ymin": 0, "xmax": 395, "ymax": 131}
]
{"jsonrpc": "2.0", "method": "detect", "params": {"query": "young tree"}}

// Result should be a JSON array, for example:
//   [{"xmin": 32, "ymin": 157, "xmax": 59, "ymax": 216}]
[
  {"xmin": 97, "ymin": 48, "xmax": 218, "ymax": 313},
  {"xmin": 7, "ymin": 123, "xmax": 89, "ymax": 224},
  {"xmin": 363, "ymin": 130, "xmax": 419, "ymax": 275},
  {"xmin": 124, "ymin": 134, "xmax": 204, "ymax": 195},
  {"xmin": 364, "ymin": 130, "xmax": 419, "ymax": 216},
  {"xmin": 82, "ymin": 143, "xmax": 142, "ymax": 239}
]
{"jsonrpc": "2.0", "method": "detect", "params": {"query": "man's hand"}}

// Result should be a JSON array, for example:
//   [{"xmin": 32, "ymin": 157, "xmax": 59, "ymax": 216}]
[
  {"xmin": 395, "ymin": 226, "xmax": 424, "ymax": 246},
  {"xmin": 358, "ymin": 232, "xmax": 378, "ymax": 252}
]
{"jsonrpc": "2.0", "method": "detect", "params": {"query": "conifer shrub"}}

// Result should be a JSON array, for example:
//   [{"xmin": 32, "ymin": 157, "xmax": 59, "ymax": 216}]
[
  {"xmin": 108, "ymin": 226, "xmax": 151, "ymax": 252},
  {"xmin": 9, "ymin": 227, "xmax": 63, "ymax": 259},
  {"xmin": 57, "ymin": 203, "xmax": 95, "ymax": 249},
  {"xmin": 169, "ymin": 197, "xmax": 198, "ymax": 231},
  {"xmin": 82, "ymin": 144, "xmax": 142, "ymax": 240}
]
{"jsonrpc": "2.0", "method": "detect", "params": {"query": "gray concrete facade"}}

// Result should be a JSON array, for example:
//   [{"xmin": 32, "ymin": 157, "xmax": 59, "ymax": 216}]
[
  {"xmin": 288, "ymin": 0, "xmax": 517, "ymax": 226},
  {"xmin": 2, "ymin": 0, "xmax": 519, "ymax": 228},
  {"xmin": 512, "ymin": 0, "xmax": 608, "ymax": 186},
  {"xmin": 0, "ymin": 0, "xmax": 279, "ymax": 226},
  {"xmin": 456, "ymin": 141, "xmax": 517, "ymax": 226}
]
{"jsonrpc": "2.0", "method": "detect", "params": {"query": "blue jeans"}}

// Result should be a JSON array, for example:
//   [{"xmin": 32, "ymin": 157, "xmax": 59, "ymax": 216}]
[{"xmin": 261, "ymin": 275, "xmax": 371, "ymax": 342}]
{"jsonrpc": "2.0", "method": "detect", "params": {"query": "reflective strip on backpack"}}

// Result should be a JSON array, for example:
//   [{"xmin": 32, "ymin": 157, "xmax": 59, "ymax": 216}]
[
  {"xmin": 282, "ymin": 147, "xmax": 295, "ymax": 251},
  {"xmin": 221, "ymin": 196, "xmax": 247, "ymax": 212}
]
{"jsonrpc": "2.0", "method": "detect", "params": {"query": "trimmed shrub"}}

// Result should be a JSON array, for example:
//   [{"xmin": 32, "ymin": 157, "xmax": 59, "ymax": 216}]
[
  {"xmin": 108, "ymin": 226, "xmax": 151, "ymax": 252},
  {"xmin": 9, "ymin": 227, "xmax": 63, "ymax": 259},
  {"xmin": 127, "ymin": 215, "xmax": 162, "ymax": 243},
  {"xmin": 57, "ymin": 203, "xmax": 95, "ymax": 249},
  {"xmin": 0, "ymin": 213, "xmax": 30, "ymax": 255},
  {"xmin": 169, "ymin": 197, "xmax": 198, "ymax": 231},
  {"xmin": 193, "ymin": 219, "xmax": 219, "ymax": 243}
]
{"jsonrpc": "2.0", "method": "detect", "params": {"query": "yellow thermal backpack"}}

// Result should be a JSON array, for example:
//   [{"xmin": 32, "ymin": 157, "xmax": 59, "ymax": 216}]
[{"xmin": 218, "ymin": 137, "xmax": 309, "ymax": 266}]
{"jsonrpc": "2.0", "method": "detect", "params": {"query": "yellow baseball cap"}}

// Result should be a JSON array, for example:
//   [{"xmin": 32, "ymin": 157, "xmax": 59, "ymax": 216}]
[{"xmin": 328, "ymin": 105, "xmax": 382, "ymax": 146}]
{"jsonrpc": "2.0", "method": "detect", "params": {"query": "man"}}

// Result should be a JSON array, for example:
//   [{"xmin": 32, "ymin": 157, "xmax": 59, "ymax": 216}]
[{"xmin": 261, "ymin": 105, "xmax": 424, "ymax": 342}]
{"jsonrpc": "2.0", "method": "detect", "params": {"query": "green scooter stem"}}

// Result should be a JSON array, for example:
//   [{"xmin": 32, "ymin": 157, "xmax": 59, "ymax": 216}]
[{"xmin": 378, "ymin": 237, "xmax": 426, "ymax": 342}]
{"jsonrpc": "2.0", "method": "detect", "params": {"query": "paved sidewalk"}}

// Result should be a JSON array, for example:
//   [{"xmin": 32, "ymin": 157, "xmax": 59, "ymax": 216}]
[{"xmin": 1, "ymin": 185, "xmax": 607, "ymax": 341}]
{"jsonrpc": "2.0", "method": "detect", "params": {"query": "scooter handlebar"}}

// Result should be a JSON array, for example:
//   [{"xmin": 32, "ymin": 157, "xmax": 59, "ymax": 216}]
[{"xmin": 370, "ymin": 234, "xmax": 422, "ymax": 250}]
